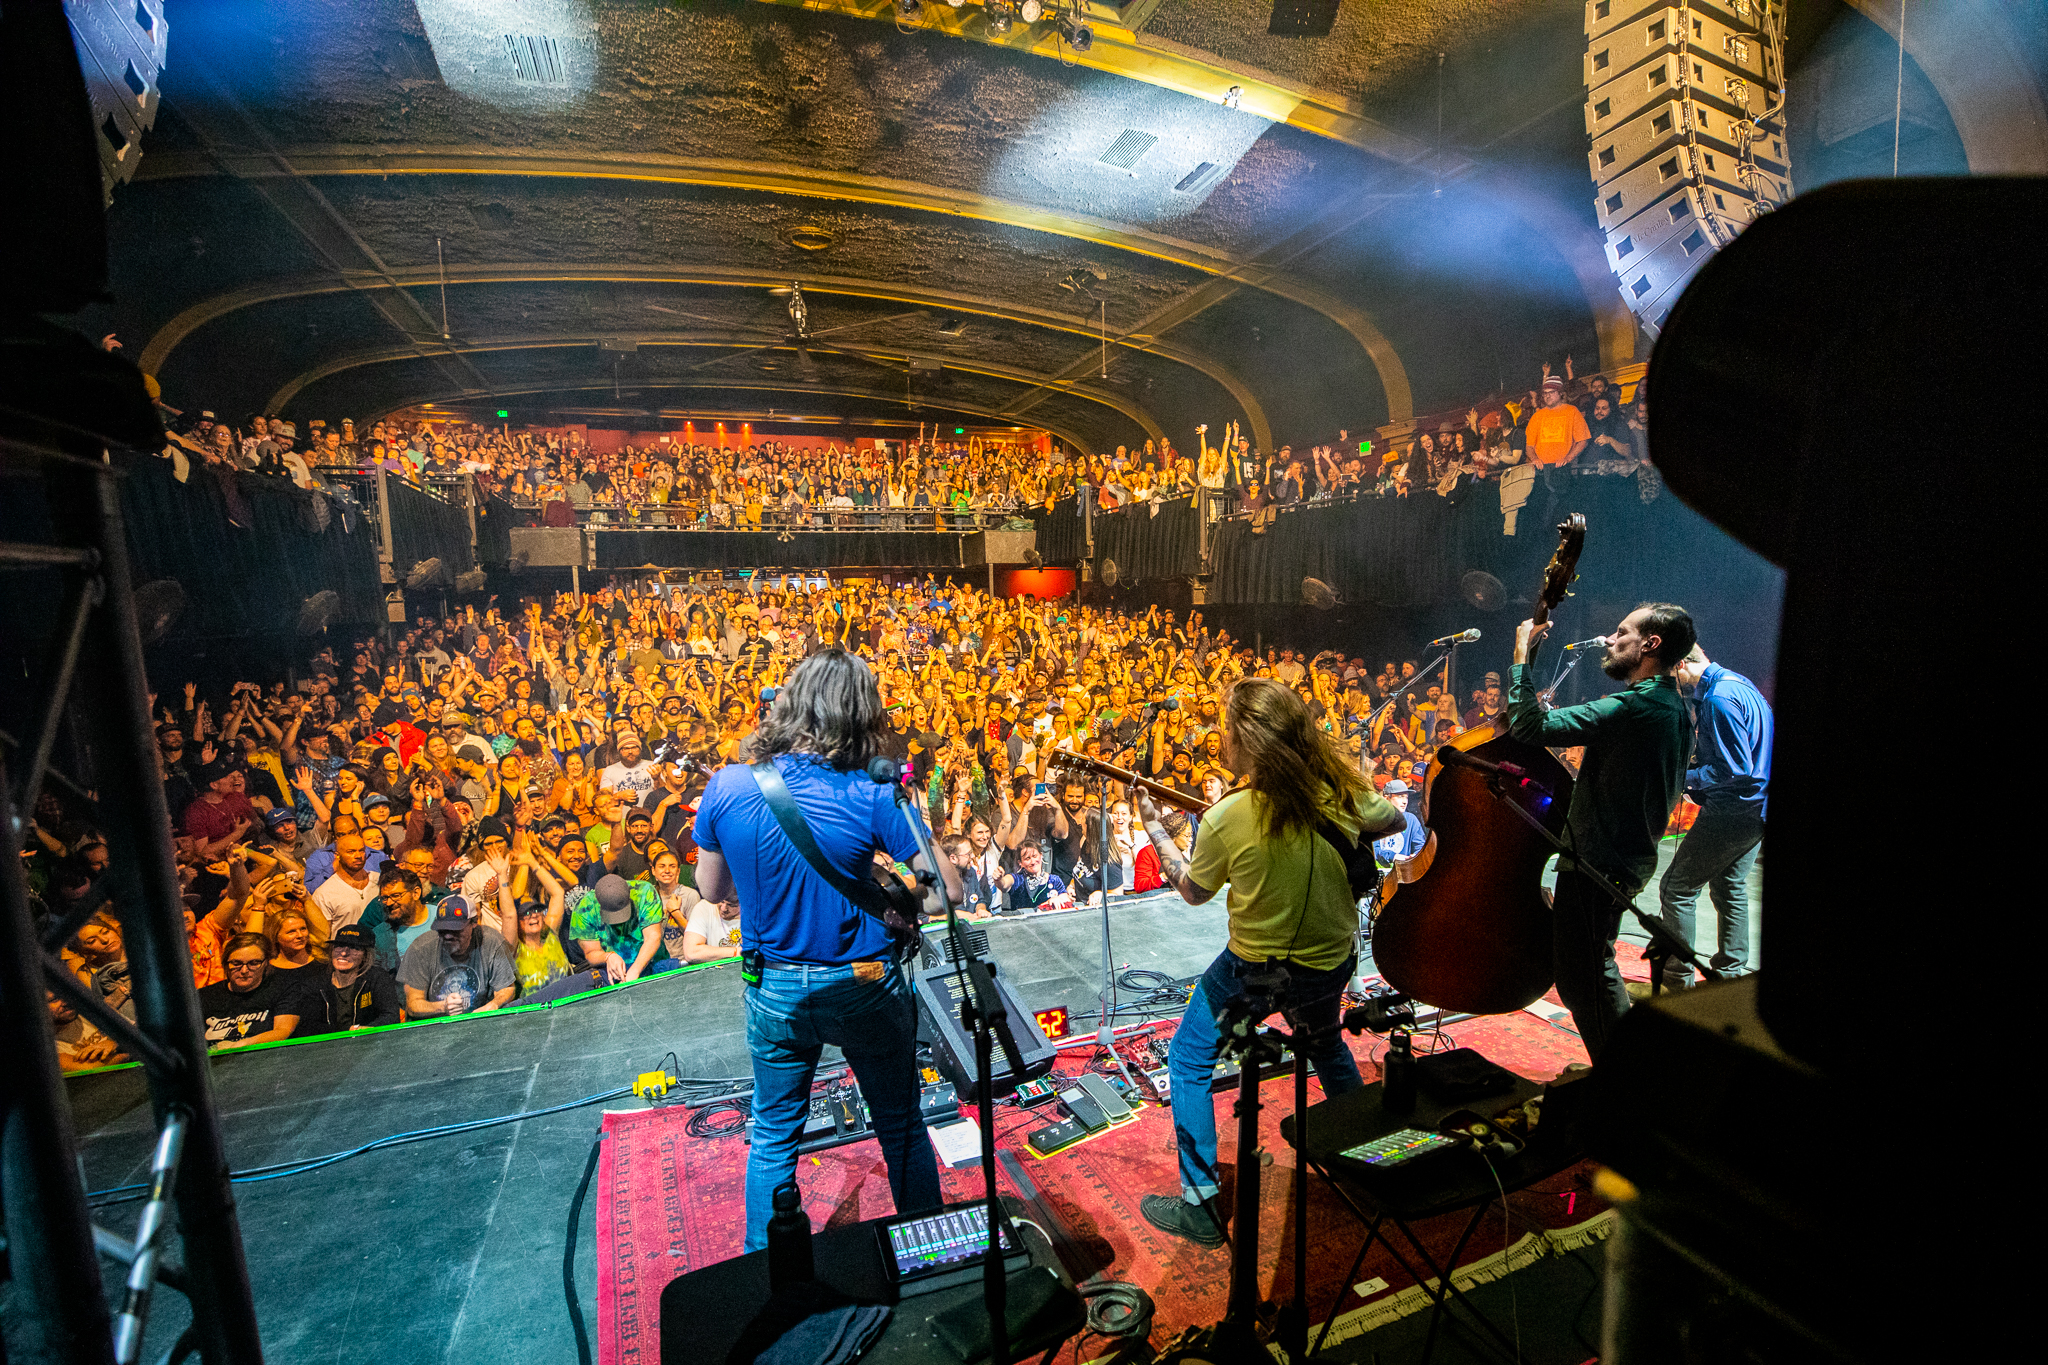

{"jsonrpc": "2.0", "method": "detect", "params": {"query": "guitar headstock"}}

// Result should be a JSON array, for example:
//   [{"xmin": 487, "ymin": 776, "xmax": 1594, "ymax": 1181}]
[{"xmin": 1533, "ymin": 513, "xmax": 1586, "ymax": 628}]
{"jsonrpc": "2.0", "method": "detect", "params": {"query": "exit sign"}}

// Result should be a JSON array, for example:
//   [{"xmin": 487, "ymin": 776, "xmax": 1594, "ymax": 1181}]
[{"xmin": 1034, "ymin": 1006, "xmax": 1069, "ymax": 1040}]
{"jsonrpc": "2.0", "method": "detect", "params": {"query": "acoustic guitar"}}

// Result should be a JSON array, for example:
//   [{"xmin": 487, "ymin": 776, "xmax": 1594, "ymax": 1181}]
[{"xmin": 1044, "ymin": 751, "xmax": 1211, "ymax": 816}]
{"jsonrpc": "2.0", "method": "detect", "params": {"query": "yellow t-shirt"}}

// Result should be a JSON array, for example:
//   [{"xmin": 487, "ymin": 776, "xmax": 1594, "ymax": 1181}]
[{"xmin": 1188, "ymin": 786, "xmax": 1397, "ymax": 971}]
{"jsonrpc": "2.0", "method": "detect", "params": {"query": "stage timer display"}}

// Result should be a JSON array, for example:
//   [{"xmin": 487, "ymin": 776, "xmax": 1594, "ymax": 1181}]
[{"xmin": 1033, "ymin": 1006, "xmax": 1070, "ymax": 1040}]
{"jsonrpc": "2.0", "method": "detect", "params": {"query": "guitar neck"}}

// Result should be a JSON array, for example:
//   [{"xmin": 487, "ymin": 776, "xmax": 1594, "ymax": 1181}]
[{"xmin": 1049, "ymin": 755, "xmax": 1209, "ymax": 814}]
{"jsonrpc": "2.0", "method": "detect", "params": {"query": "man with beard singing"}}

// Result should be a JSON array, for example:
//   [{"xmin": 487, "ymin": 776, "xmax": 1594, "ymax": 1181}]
[{"xmin": 1508, "ymin": 603, "xmax": 1693, "ymax": 1059}]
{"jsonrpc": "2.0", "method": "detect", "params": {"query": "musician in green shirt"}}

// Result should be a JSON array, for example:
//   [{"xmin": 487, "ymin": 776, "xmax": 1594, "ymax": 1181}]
[{"xmin": 1508, "ymin": 603, "xmax": 1693, "ymax": 1059}]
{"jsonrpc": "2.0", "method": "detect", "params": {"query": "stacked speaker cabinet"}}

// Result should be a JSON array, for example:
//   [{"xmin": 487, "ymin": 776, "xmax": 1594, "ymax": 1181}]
[
  {"xmin": 66, "ymin": 0, "xmax": 169, "ymax": 203},
  {"xmin": 1584, "ymin": 0, "xmax": 1790, "ymax": 335}
]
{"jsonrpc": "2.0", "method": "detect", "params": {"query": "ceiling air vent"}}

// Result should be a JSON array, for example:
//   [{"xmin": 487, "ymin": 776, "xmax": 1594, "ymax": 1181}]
[
  {"xmin": 1174, "ymin": 162, "xmax": 1220, "ymax": 193},
  {"xmin": 1098, "ymin": 129, "xmax": 1158, "ymax": 171},
  {"xmin": 503, "ymin": 34, "xmax": 567, "ymax": 84}
]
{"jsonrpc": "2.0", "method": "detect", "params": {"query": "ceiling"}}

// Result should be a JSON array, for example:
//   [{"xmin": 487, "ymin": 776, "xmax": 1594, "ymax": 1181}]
[{"xmin": 74, "ymin": 0, "xmax": 2026, "ymax": 450}]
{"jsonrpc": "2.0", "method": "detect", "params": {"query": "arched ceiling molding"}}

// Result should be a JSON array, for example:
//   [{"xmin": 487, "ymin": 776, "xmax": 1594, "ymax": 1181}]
[
  {"xmin": 746, "ymin": 0, "xmax": 1462, "ymax": 175},
  {"xmin": 361, "ymin": 379, "xmax": 1100, "ymax": 454},
  {"xmin": 267, "ymin": 332, "xmax": 1169, "ymax": 442},
  {"xmin": 131, "ymin": 147, "xmax": 1398, "ymax": 429},
  {"xmin": 145, "ymin": 264, "xmax": 1261, "ymax": 450},
  {"xmin": 1843, "ymin": 0, "xmax": 2048, "ymax": 174}
]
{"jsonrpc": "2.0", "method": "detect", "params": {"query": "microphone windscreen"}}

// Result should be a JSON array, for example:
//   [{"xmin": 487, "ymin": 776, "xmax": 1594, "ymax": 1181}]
[{"xmin": 866, "ymin": 756, "xmax": 900, "ymax": 786}]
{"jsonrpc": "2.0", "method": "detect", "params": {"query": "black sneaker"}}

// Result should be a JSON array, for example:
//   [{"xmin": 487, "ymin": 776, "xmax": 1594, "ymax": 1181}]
[{"xmin": 1140, "ymin": 1193, "xmax": 1227, "ymax": 1247}]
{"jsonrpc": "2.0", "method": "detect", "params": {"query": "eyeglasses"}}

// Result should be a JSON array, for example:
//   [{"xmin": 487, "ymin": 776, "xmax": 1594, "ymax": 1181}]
[{"xmin": 226, "ymin": 958, "xmax": 265, "ymax": 971}]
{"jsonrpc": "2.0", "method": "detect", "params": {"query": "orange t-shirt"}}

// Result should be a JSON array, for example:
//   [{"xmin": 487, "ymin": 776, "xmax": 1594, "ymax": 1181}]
[{"xmin": 1525, "ymin": 404, "xmax": 1591, "ymax": 466}]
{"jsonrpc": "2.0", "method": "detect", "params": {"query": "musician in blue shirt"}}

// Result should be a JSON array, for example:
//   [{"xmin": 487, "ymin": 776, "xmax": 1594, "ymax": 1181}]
[{"xmin": 1658, "ymin": 646, "xmax": 1773, "ymax": 989}]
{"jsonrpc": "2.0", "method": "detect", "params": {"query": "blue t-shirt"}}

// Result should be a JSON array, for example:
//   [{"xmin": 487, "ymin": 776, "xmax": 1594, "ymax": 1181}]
[
  {"xmin": 1373, "ymin": 811, "xmax": 1427, "ymax": 865},
  {"xmin": 693, "ymin": 754, "xmax": 923, "ymax": 965}
]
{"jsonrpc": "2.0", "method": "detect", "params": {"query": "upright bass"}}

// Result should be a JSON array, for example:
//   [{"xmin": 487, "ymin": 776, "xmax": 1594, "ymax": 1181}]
[{"xmin": 1370, "ymin": 515, "xmax": 1586, "ymax": 1015}]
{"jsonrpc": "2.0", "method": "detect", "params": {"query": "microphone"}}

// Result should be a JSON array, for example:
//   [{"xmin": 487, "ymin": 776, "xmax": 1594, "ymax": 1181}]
[
  {"xmin": 865, "ymin": 756, "xmax": 900, "ymax": 787},
  {"xmin": 1427, "ymin": 629, "xmax": 1481, "ymax": 647},
  {"xmin": 1562, "ymin": 636, "xmax": 1608, "ymax": 652}
]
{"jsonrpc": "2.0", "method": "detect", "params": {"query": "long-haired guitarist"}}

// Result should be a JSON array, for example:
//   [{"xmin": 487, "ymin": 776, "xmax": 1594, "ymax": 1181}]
[{"xmin": 1131, "ymin": 677, "xmax": 1407, "ymax": 1246}]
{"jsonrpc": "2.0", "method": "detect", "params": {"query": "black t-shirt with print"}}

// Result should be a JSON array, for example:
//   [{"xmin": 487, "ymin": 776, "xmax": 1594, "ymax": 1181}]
[{"xmin": 197, "ymin": 974, "xmax": 318, "ymax": 1046}]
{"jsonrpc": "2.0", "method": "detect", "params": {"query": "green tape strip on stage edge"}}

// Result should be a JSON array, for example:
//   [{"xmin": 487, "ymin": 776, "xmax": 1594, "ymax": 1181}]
[{"xmin": 64, "ymin": 956, "xmax": 741, "ymax": 1077}]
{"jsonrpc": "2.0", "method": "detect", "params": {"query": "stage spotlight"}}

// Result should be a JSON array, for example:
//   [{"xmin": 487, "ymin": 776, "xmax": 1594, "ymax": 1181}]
[
  {"xmin": 946, "ymin": 0, "xmax": 965, "ymax": 7},
  {"xmin": 896, "ymin": 0, "xmax": 923, "ymax": 18},
  {"xmin": 985, "ymin": 0, "xmax": 1015, "ymax": 33},
  {"xmin": 1018, "ymin": 0, "xmax": 1043, "ymax": 21},
  {"xmin": 1222, "ymin": 85, "xmax": 1243, "ymax": 110},
  {"xmin": 1056, "ymin": 7, "xmax": 1092, "ymax": 50}
]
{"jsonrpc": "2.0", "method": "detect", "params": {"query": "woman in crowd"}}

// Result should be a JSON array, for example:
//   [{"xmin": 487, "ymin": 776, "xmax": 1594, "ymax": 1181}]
[
  {"xmin": 300, "ymin": 923, "xmax": 402, "ymax": 1033},
  {"xmin": 199, "ymin": 932, "xmax": 312, "ymax": 1049},
  {"xmin": 264, "ymin": 904, "xmax": 329, "ymax": 991},
  {"xmin": 505, "ymin": 847, "xmax": 600, "ymax": 1004}
]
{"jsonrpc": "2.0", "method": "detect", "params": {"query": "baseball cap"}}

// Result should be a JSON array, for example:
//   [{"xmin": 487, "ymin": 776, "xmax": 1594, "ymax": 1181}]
[
  {"xmin": 624, "ymin": 806, "xmax": 654, "ymax": 827},
  {"xmin": 1383, "ymin": 779, "xmax": 1410, "ymax": 795},
  {"xmin": 594, "ymin": 874, "xmax": 635, "ymax": 925},
  {"xmin": 430, "ymin": 895, "xmax": 476, "ymax": 932},
  {"xmin": 330, "ymin": 924, "xmax": 377, "ymax": 953},
  {"xmin": 265, "ymin": 808, "xmax": 299, "ymax": 830},
  {"xmin": 371, "ymin": 700, "xmax": 407, "ymax": 727}
]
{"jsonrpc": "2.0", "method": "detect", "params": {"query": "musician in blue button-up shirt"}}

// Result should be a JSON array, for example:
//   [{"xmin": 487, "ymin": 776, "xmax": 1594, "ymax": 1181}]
[{"xmin": 1658, "ymin": 646, "xmax": 1774, "ymax": 988}]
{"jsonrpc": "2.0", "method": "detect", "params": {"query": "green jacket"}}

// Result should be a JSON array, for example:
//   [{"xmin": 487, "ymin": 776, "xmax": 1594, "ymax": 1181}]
[{"xmin": 1505, "ymin": 664, "xmax": 1688, "ymax": 890}]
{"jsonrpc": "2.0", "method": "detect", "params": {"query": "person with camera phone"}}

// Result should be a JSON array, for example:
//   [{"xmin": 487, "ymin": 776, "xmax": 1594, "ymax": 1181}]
[{"xmin": 691, "ymin": 648, "xmax": 961, "ymax": 1251}]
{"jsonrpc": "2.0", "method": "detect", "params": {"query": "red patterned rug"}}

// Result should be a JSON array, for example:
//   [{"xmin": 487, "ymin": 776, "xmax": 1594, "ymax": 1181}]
[{"xmin": 595, "ymin": 1001, "xmax": 1608, "ymax": 1364}]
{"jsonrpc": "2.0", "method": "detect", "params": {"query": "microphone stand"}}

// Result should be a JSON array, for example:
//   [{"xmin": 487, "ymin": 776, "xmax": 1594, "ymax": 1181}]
[
  {"xmin": 888, "ymin": 780, "xmax": 1026, "ymax": 1365},
  {"xmin": 1356, "ymin": 647, "xmax": 1453, "ymax": 750}
]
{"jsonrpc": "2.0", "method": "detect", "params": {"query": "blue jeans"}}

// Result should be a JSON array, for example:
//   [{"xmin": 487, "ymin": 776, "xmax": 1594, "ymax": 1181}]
[
  {"xmin": 742, "ymin": 962, "xmax": 941, "ymax": 1251},
  {"xmin": 1657, "ymin": 804, "xmax": 1764, "ymax": 985},
  {"xmin": 1167, "ymin": 949, "xmax": 1364, "ymax": 1205}
]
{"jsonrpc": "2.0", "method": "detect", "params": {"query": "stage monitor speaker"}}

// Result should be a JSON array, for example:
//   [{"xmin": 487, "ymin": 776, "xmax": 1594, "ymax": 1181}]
[{"xmin": 913, "ymin": 961, "xmax": 1057, "ymax": 1102}]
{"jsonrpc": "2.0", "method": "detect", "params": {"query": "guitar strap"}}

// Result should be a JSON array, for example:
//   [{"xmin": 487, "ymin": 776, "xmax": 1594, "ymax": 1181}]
[{"xmin": 746, "ymin": 759, "xmax": 899, "ymax": 930}]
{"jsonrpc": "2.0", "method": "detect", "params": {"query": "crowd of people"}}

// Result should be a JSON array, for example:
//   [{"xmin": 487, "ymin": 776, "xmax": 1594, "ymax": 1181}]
[
  {"xmin": 34, "ymin": 574, "xmax": 1496, "ymax": 1070},
  {"xmin": 143, "ymin": 349, "xmax": 1648, "ymax": 530}
]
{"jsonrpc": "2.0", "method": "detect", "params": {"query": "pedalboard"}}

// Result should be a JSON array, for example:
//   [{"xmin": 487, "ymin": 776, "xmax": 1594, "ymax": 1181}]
[
  {"xmin": 1141, "ymin": 1067, "xmax": 1172, "ymax": 1104},
  {"xmin": 1199, "ymin": 1042, "xmax": 1296, "ymax": 1092},
  {"xmin": 744, "ymin": 1079, "xmax": 873, "ymax": 1155}
]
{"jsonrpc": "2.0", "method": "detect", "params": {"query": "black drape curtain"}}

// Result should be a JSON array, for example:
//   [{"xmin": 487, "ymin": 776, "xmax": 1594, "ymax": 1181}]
[
  {"xmin": 120, "ymin": 456, "xmax": 383, "ymax": 636},
  {"xmin": 1093, "ymin": 497, "xmax": 1200, "ymax": 583},
  {"xmin": 477, "ymin": 492, "xmax": 537, "ymax": 567},
  {"xmin": 385, "ymin": 478, "xmax": 475, "ymax": 576},
  {"xmin": 1033, "ymin": 495, "xmax": 1087, "ymax": 563},
  {"xmin": 593, "ymin": 529, "xmax": 968, "ymax": 570}
]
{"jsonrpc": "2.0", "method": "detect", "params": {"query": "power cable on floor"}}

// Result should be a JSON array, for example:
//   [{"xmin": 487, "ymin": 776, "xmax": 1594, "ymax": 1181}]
[{"xmin": 565, "ymin": 1126, "xmax": 605, "ymax": 1365}]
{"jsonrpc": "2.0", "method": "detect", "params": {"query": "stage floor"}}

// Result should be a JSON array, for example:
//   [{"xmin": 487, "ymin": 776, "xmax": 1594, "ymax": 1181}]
[{"xmin": 59, "ymin": 840, "xmax": 1753, "ymax": 1363}]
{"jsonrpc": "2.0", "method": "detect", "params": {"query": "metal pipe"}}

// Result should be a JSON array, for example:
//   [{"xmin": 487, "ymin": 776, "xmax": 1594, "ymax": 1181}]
[
  {"xmin": 0, "ymin": 755, "xmax": 116, "ymax": 1364},
  {"xmin": 16, "ymin": 565, "xmax": 101, "ymax": 819},
  {"xmin": 0, "ymin": 540, "xmax": 99, "ymax": 569},
  {"xmin": 112, "ymin": 1111, "xmax": 189, "ymax": 1365},
  {"xmin": 48, "ymin": 459, "xmax": 266, "ymax": 1365}
]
